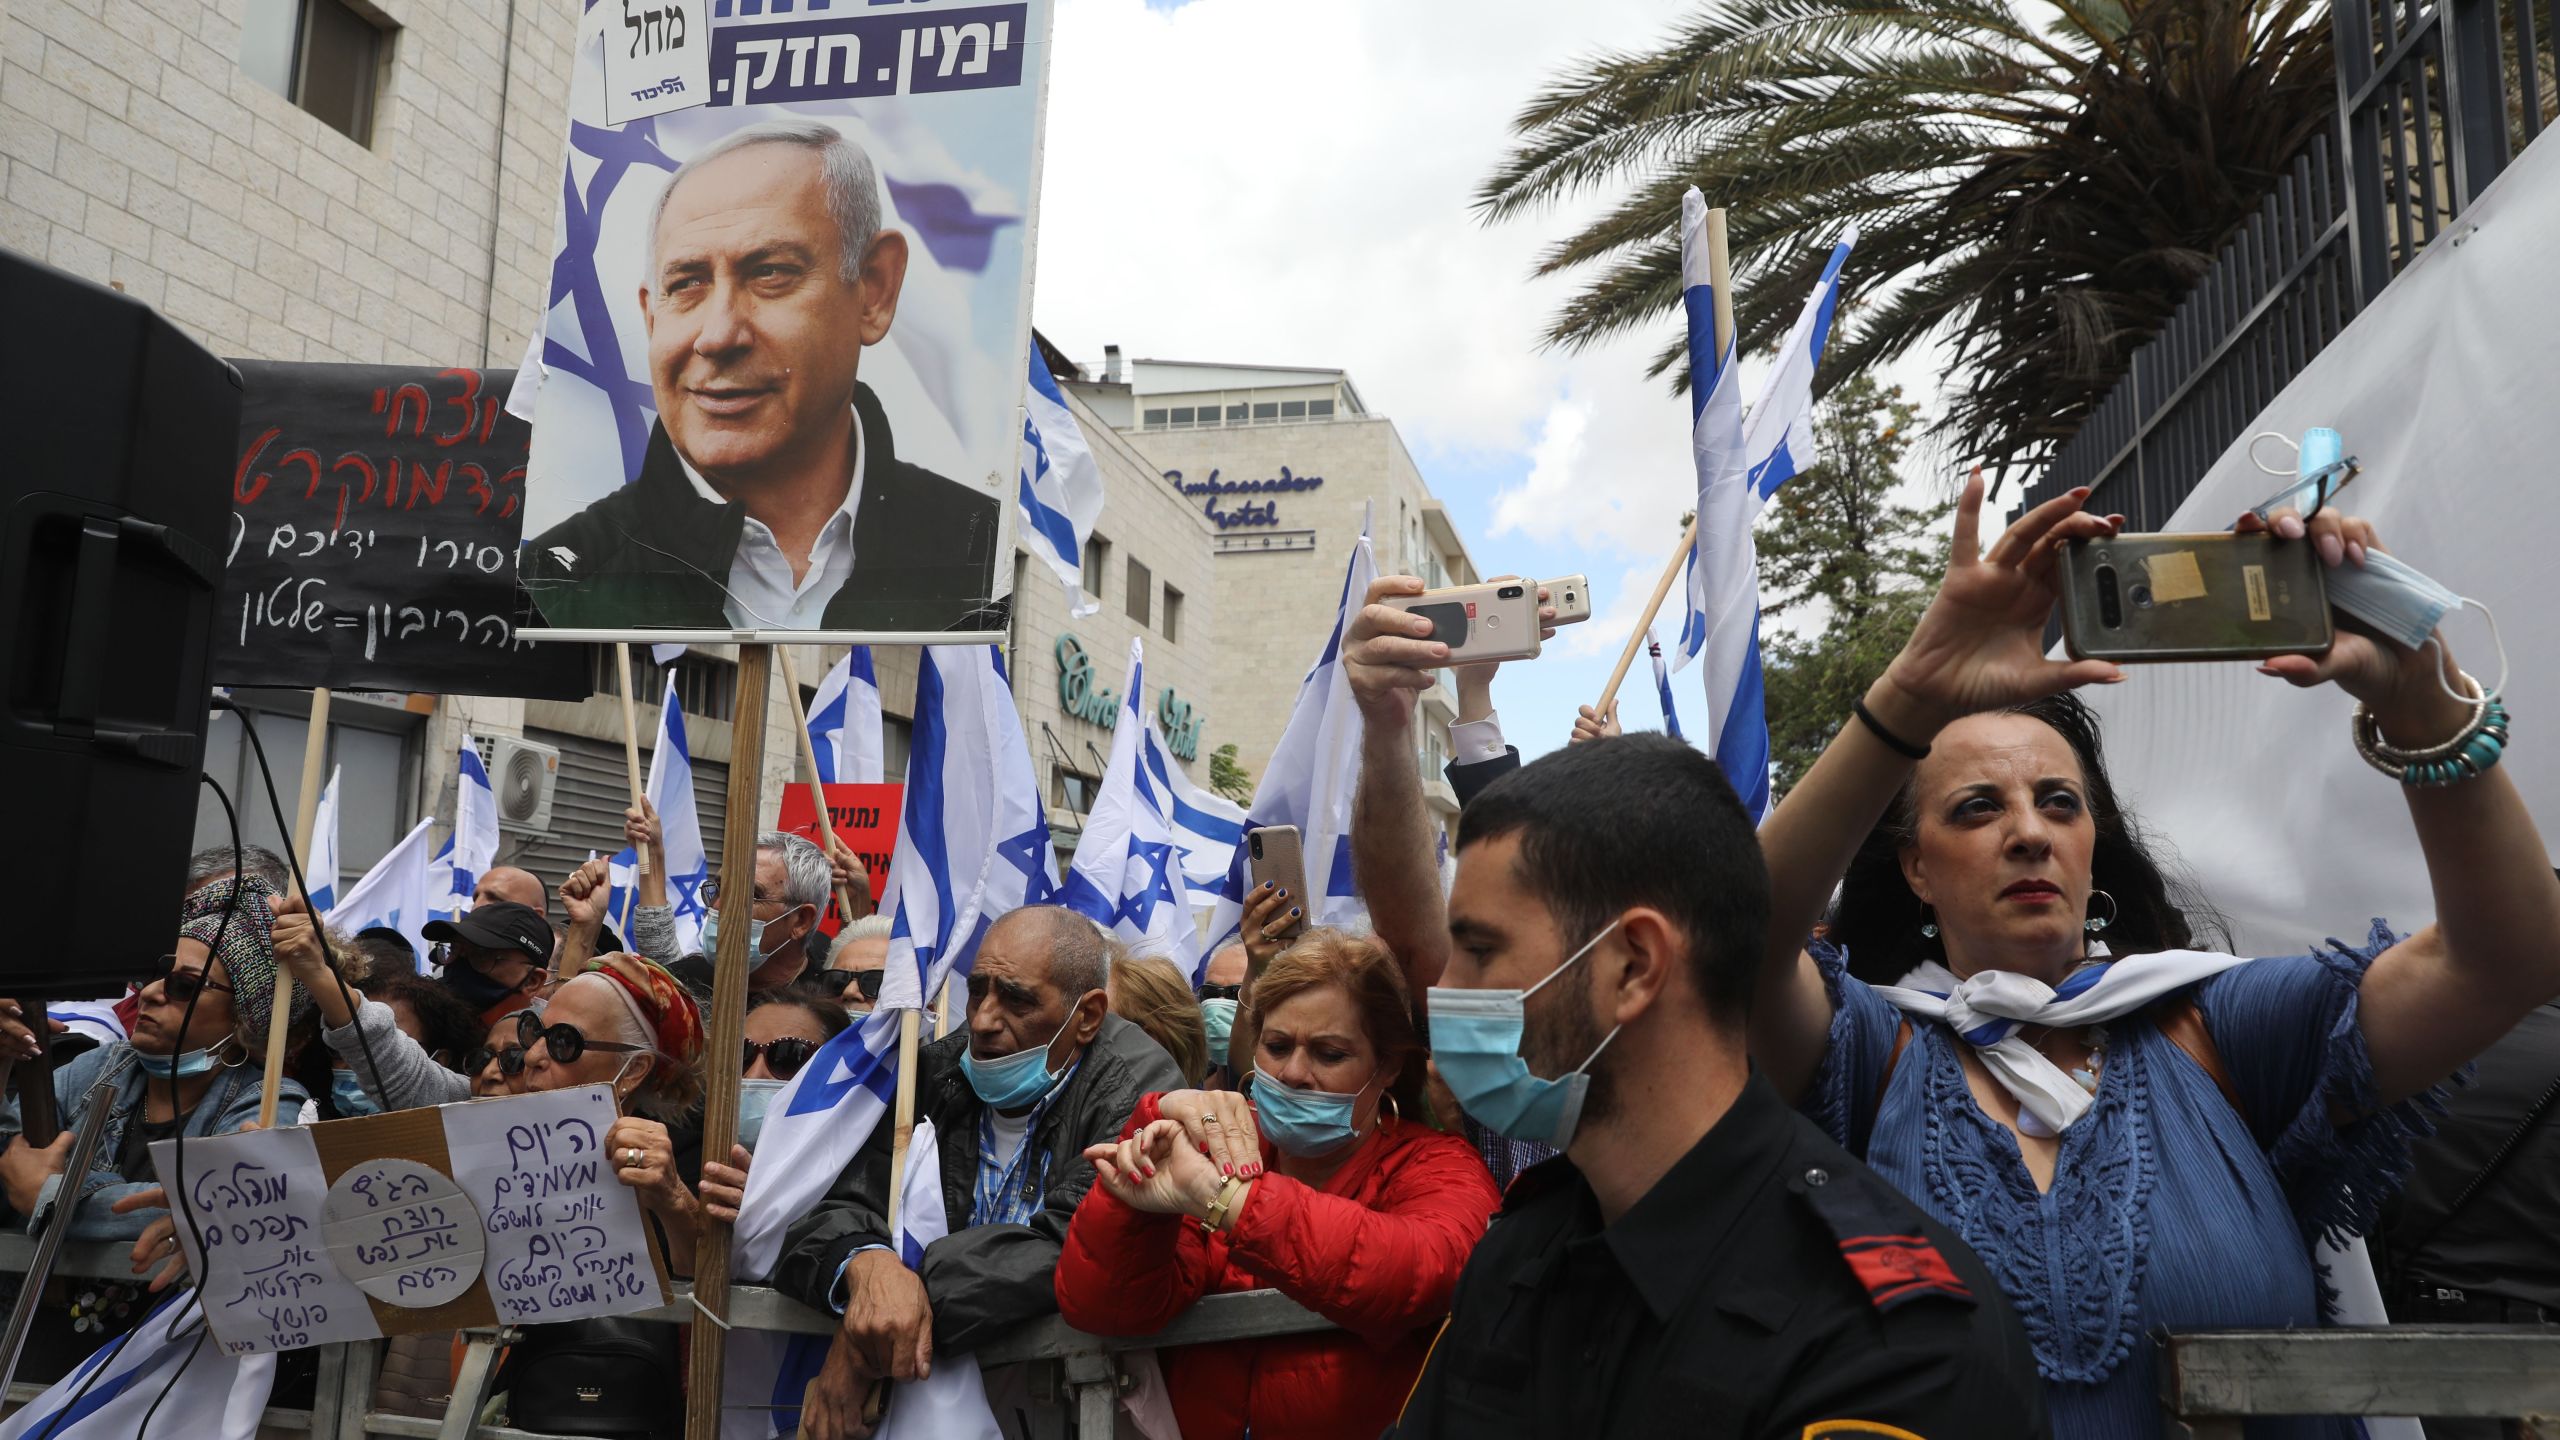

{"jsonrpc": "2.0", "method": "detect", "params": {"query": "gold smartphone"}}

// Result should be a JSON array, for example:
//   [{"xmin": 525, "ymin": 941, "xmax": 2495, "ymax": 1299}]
[
  {"xmin": 2058, "ymin": 532, "xmax": 2332, "ymax": 662},
  {"xmin": 1384, "ymin": 581, "xmax": 1542, "ymax": 665}
]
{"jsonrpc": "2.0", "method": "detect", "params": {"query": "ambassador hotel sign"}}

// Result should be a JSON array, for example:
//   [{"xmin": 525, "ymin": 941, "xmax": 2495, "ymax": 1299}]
[{"xmin": 1163, "ymin": 465, "xmax": 1324, "ymax": 528}]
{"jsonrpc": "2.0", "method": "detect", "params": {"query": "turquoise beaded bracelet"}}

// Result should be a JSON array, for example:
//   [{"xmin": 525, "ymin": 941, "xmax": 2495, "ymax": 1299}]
[{"xmin": 2353, "ymin": 676, "xmax": 2511, "ymax": 787}]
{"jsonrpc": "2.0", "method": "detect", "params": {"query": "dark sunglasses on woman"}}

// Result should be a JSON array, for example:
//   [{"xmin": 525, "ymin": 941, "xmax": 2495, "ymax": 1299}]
[
  {"xmin": 831, "ymin": 968, "xmax": 884, "ymax": 1002},
  {"xmin": 517, "ymin": 1009, "xmax": 648, "ymax": 1066},
  {"xmin": 1198, "ymin": 983, "xmax": 1242, "ymax": 1003},
  {"xmin": 465, "ymin": 1043, "xmax": 528, "ymax": 1078},
  {"xmin": 744, "ymin": 1037, "xmax": 820, "ymax": 1079},
  {"xmin": 153, "ymin": 957, "xmax": 232, "ymax": 1008}
]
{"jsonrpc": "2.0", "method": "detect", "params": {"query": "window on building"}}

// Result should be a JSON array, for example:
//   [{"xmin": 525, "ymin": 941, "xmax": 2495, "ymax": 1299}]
[
  {"xmin": 1083, "ymin": 535, "xmax": 1109, "ymax": 599},
  {"xmin": 1170, "ymin": 407, "xmax": 1196, "ymax": 427},
  {"xmin": 1252, "ymin": 402, "xmax": 1279, "ymax": 422},
  {"xmin": 1309, "ymin": 399, "xmax": 1335, "ymax": 418},
  {"xmin": 194, "ymin": 690, "xmax": 418, "ymax": 881},
  {"xmin": 1142, "ymin": 409, "xmax": 1168, "ymax": 428},
  {"xmin": 589, "ymin": 647, "xmax": 737, "ymax": 721},
  {"xmin": 1162, "ymin": 585, "xmax": 1183, "ymax": 643},
  {"xmin": 884, "ymin": 715, "xmax": 914, "ymax": 782},
  {"xmin": 240, "ymin": 0, "xmax": 388, "ymax": 145},
  {"xmin": 1054, "ymin": 766, "xmax": 1100, "ymax": 816},
  {"xmin": 1281, "ymin": 400, "xmax": 1308, "ymax": 419},
  {"xmin": 1126, "ymin": 558, "xmax": 1152, "ymax": 626},
  {"xmin": 1225, "ymin": 404, "xmax": 1248, "ymax": 423}
]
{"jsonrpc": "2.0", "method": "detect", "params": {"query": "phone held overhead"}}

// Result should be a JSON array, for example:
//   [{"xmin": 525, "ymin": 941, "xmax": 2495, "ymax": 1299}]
[{"xmin": 1385, "ymin": 581, "xmax": 1544, "ymax": 665}]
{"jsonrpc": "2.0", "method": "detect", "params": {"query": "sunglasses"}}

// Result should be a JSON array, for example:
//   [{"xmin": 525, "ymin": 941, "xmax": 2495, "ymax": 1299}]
[
  {"xmin": 744, "ymin": 1037, "xmax": 820, "ymax": 1079},
  {"xmin": 517, "ymin": 1010, "xmax": 648, "ymax": 1067},
  {"xmin": 831, "ymin": 968, "xmax": 884, "ymax": 1001},
  {"xmin": 153, "ymin": 958, "xmax": 231, "ymax": 1007},
  {"xmin": 466, "ymin": 1044, "xmax": 528, "ymax": 1078},
  {"xmin": 1198, "ymin": 984, "xmax": 1242, "ymax": 1003}
]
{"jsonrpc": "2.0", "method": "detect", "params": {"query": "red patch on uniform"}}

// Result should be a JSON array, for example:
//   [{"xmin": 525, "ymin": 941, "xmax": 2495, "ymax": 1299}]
[{"xmin": 1835, "ymin": 1232, "xmax": 1973, "ymax": 1312}]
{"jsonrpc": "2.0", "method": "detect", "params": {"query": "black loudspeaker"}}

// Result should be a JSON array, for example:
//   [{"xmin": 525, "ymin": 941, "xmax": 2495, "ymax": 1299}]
[{"xmin": 0, "ymin": 251, "xmax": 238, "ymax": 998}]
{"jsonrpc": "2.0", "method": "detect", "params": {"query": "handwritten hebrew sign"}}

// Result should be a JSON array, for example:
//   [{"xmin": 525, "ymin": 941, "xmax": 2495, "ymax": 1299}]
[
  {"xmin": 150, "ymin": 1087, "xmax": 666, "ymax": 1353},
  {"xmin": 152, "ymin": 1126, "xmax": 385, "ymax": 1356},
  {"xmin": 218, "ymin": 360, "xmax": 590, "ymax": 698},
  {"xmin": 443, "ymin": 1083, "xmax": 666, "ymax": 1327},
  {"xmin": 321, "ymin": 1159, "xmax": 484, "ymax": 1309},
  {"xmin": 603, "ymin": 0, "xmax": 711, "ymax": 124}
]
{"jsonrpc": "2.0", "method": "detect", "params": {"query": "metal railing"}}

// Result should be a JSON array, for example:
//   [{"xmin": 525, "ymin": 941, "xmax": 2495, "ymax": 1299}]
[
  {"xmin": 0, "ymin": 1235, "xmax": 1325, "ymax": 1440},
  {"xmin": 2019, "ymin": 0, "xmax": 2560, "ymax": 523},
  {"xmin": 2159, "ymin": 1327, "xmax": 2560, "ymax": 1437}
]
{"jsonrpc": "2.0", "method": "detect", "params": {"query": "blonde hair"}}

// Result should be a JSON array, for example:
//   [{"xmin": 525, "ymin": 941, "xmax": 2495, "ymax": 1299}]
[
  {"xmin": 1107, "ymin": 953, "xmax": 1209, "ymax": 1087},
  {"xmin": 1235, "ymin": 929, "xmax": 1425, "ymax": 1116}
]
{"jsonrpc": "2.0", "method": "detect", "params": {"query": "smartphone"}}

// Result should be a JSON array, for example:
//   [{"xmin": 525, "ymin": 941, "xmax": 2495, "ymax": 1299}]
[
  {"xmin": 1245, "ymin": 826, "xmax": 1309, "ymax": 941},
  {"xmin": 1385, "ymin": 581, "xmax": 1542, "ymax": 665},
  {"xmin": 2058, "ymin": 532, "xmax": 2332, "ymax": 662},
  {"xmin": 1542, "ymin": 575, "xmax": 1592, "ymax": 626}
]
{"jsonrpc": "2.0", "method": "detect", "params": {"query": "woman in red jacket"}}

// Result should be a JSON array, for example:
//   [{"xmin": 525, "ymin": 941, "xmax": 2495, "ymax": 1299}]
[{"xmin": 1056, "ymin": 930, "xmax": 1500, "ymax": 1440}]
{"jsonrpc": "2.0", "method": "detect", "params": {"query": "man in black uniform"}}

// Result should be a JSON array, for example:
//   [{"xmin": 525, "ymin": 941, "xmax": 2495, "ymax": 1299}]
[{"xmin": 1390, "ymin": 735, "xmax": 2046, "ymax": 1439}]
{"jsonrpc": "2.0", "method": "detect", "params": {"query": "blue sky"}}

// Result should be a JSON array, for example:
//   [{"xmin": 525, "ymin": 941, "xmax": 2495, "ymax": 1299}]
[{"xmin": 1035, "ymin": 0, "xmax": 1957, "ymax": 762}]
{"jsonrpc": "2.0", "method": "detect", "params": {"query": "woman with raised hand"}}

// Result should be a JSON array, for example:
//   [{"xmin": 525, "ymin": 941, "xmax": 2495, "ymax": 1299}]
[
  {"xmin": 1751, "ymin": 475, "xmax": 2560, "ymax": 1438},
  {"xmin": 1056, "ymin": 931, "xmax": 1499, "ymax": 1440},
  {"xmin": 519, "ymin": 952, "xmax": 708, "ymax": 1267}
]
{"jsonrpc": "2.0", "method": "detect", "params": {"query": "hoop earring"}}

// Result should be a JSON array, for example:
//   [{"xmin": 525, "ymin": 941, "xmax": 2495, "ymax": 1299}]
[
  {"xmin": 2085, "ymin": 890, "xmax": 2118, "ymax": 934},
  {"xmin": 1378, "ymin": 1091, "xmax": 1400, "ymax": 1129},
  {"xmin": 1918, "ymin": 904, "xmax": 1939, "ymax": 941},
  {"xmin": 215, "ymin": 1039, "xmax": 253, "ymax": 1070}
]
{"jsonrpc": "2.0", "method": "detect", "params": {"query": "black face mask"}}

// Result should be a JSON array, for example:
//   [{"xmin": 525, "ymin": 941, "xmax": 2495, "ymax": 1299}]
[{"xmin": 442, "ymin": 959, "xmax": 518, "ymax": 1010}]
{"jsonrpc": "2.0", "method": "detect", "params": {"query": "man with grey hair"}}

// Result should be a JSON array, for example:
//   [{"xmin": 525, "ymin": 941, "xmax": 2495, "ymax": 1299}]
[
  {"xmin": 644, "ymin": 830, "xmax": 830, "ymax": 996},
  {"xmin": 526, "ymin": 118, "xmax": 1003, "ymax": 632},
  {"xmin": 778, "ymin": 905, "xmax": 1180, "ymax": 1440}
]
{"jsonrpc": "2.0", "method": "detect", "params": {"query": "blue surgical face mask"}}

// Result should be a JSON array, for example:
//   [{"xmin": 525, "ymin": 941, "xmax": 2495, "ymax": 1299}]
[
  {"xmin": 1200, "ymin": 998, "xmax": 1238, "ymax": 1067},
  {"xmin": 961, "ymin": 1023, "xmax": 1073, "ymax": 1111},
  {"xmin": 1251, "ymin": 1069, "xmax": 1374, "ymax": 1158},
  {"xmin": 135, "ymin": 1045, "xmax": 219, "ymax": 1079},
  {"xmin": 1426, "ymin": 918, "xmax": 1624, "ymax": 1149},
  {"xmin": 737, "ymin": 1078, "xmax": 788, "ymax": 1150},
  {"xmin": 2323, "ymin": 550, "xmax": 2509, "ymax": 701},
  {"xmin": 330, "ymin": 1069, "xmax": 381, "ymax": 1118},
  {"xmin": 699, "ymin": 909, "xmax": 770, "ymax": 960}
]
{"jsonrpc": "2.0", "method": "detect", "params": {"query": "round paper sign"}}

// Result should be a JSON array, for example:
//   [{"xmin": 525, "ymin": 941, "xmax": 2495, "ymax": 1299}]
[{"xmin": 321, "ymin": 1158, "xmax": 486, "ymax": 1309}]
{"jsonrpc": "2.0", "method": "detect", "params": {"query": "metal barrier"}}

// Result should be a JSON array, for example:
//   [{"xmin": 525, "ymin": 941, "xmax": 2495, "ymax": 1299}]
[
  {"xmin": 0, "ymin": 1234, "xmax": 1329, "ymax": 1440},
  {"xmin": 2160, "ymin": 1327, "xmax": 2560, "ymax": 1437}
]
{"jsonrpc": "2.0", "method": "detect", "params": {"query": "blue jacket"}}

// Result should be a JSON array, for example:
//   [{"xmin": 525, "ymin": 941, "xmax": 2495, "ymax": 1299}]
[{"xmin": 0, "ymin": 1042, "xmax": 303, "ymax": 1241}]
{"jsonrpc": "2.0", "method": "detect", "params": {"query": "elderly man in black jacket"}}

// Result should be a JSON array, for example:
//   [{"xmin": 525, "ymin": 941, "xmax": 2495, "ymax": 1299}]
[{"xmin": 779, "ymin": 906, "xmax": 1181, "ymax": 1440}]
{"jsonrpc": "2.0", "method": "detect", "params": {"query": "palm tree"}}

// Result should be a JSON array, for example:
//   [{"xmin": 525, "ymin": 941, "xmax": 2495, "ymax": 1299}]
[{"xmin": 1479, "ymin": 0, "xmax": 2336, "ymax": 485}]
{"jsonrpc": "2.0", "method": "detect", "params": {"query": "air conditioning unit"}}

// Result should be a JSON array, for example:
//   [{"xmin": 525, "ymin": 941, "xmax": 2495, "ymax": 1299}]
[{"xmin": 488, "ymin": 737, "xmax": 560, "ymax": 833}]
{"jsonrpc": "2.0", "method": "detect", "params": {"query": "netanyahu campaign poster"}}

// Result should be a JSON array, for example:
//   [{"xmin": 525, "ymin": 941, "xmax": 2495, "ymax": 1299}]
[{"xmin": 521, "ymin": 0, "xmax": 1051, "ymax": 638}]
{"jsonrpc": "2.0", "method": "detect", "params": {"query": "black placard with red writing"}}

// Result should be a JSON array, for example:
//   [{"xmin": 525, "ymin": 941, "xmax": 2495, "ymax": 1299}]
[{"xmin": 217, "ymin": 361, "xmax": 589, "ymax": 697}]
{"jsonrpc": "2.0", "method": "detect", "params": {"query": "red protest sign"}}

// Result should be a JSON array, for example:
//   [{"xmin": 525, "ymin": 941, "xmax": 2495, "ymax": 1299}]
[{"xmin": 777, "ymin": 783, "xmax": 901, "ymax": 934}]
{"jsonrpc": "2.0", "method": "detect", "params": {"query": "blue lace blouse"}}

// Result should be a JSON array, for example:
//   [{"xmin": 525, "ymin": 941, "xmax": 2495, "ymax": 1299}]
[{"xmin": 1807, "ymin": 922, "xmax": 2454, "ymax": 1440}]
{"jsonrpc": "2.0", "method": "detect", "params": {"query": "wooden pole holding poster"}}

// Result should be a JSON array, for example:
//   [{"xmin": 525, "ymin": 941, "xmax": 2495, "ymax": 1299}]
[
  {"xmin": 685, "ymin": 644, "xmax": 769, "ymax": 1440},
  {"xmin": 774, "ymin": 646, "xmax": 870, "ymax": 926},
  {"xmin": 1597, "ymin": 208, "xmax": 1734, "ymax": 716},
  {"xmin": 614, "ymin": 644, "xmax": 651, "ymax": 878},
  {"xmin": 259, "ymin": 689, "xmax": 331, "ymax": 1130}
]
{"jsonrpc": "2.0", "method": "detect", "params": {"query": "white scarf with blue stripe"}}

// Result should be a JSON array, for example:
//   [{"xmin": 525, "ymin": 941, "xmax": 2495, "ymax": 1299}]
[{"xmin": 1876, "ymin": 946, "xmax": 2252, "ymax": 1137}]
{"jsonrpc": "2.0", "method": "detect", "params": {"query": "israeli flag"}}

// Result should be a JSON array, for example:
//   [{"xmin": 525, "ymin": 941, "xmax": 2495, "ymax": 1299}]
[
  {"xmin": 304, "ymin": 766, "xmax": 341, "ymax": 913},
  {"xmin": 877, "ymin": 644, "xmax": 1058, "ymax": 1014},
  {"xmin": 1059, "ymin": 640, "xmax": 1203, "ymax": 974},
  {"xmin": 430, "ymin": 738, "xmax": 501, "ymax": 923},
  {"xmin": 607, "ymin": 675, "xmax": 712, "ymax": 953},
  {"xmin": 1649, "ymin": 629, "xmax": 1688, "ymax": 744},
  {"xmin": 1743, "ymin": 223, "xmax": 1859, "ymax": 501},
  {"xmin": 1668, "ymin": 190, "xmax": 1857, "ymax": 819},
  {"xmin": 1143, "ymin": 720, "xmax": 1246, "ymax": 907},
  {"xmin": 0, "ymin": 1289, "xmax": 274, "ymax": 1440},
  {"xmin": 807, "ymin": 648, "xmax": 886, "ymax": 786},
  {"xmin": 1020, "ymin": 348, "xmax": 1105, "ymax": 619},
  {"xmin": 1203, "ymin": 509, "xmax": 1376, "ymax": 970},
  {"xmin": 327, "ymin": 818, "xmax": 439, "ymax": 967}
]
